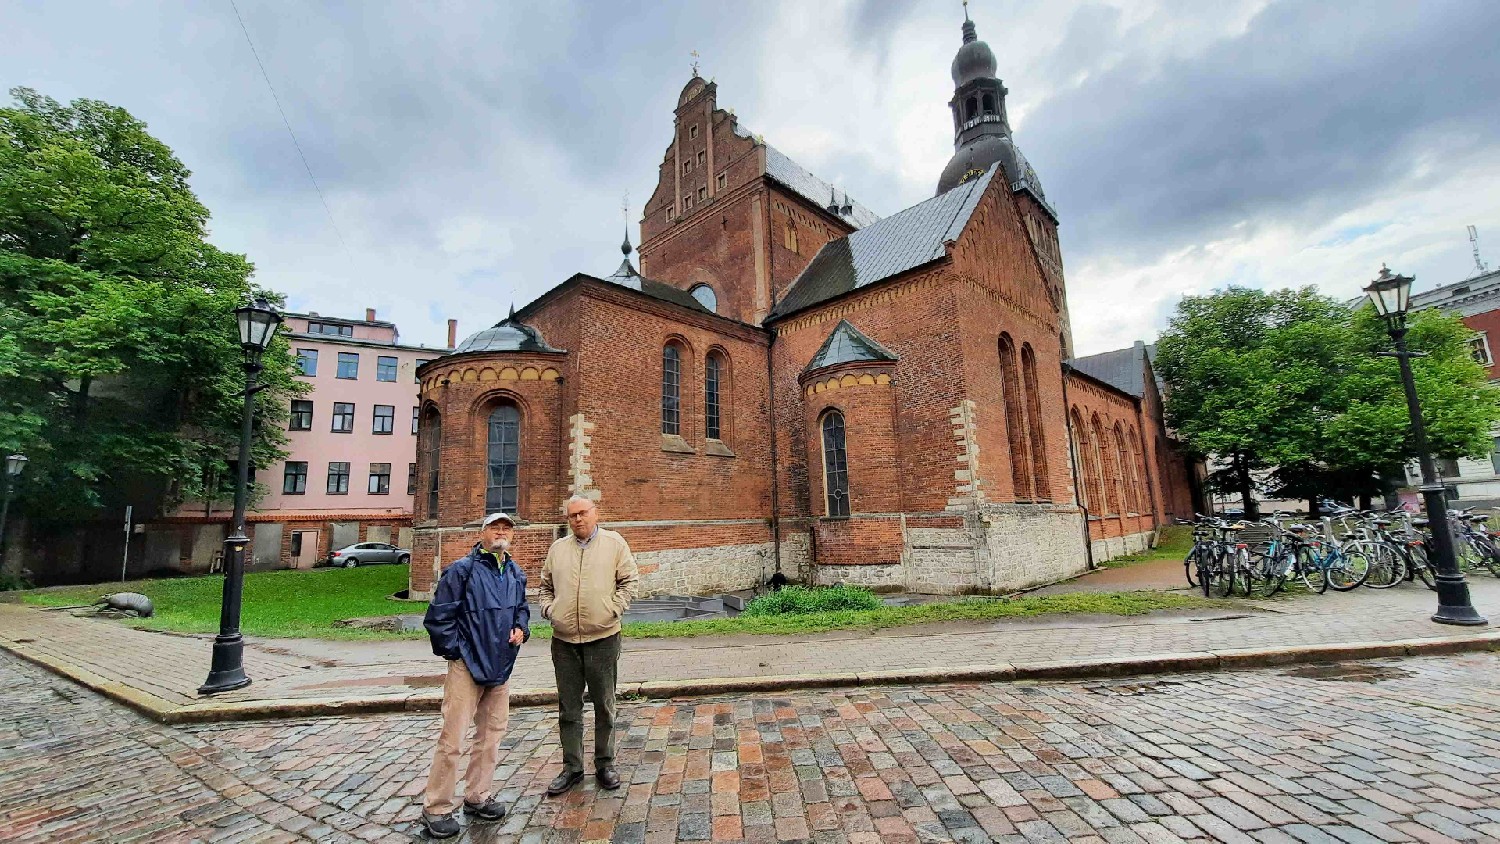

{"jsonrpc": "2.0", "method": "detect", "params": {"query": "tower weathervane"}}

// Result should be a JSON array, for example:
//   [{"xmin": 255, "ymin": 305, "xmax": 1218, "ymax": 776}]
[{"xmin": 691, "ymin": 50, "xmax": 700, "ymax": 76}]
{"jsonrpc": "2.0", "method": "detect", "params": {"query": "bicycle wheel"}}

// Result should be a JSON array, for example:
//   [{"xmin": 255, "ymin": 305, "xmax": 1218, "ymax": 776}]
[
  {"xmin": 1253, "ymin": 550, "xmax": 1285, "ymax": 597},
  {"xmin": 1234, "ymin": 548, "xmax": 1257, "ymax": 597},
  {"xmin": 1205, "ymin": 549, "xmax": 1235, "ymax": 598},
  {"xmin": 1184, "ymin": 546, "xmax": 1200, "ymax": 588},
  {"xmin": 1297, "ymin": 546, "xmax": 1328, "ymax": 594},
  {"xmin": 1404, "ymin": 544, "xmax": 1437, "ymax": 590},
  {"xmin": 1328, "ymin": 545, "xmax": 1372, "ymax": 591},
  {"xmin": 1361, "ymin": 542, "xmax": 1403, "ymax": 589}
]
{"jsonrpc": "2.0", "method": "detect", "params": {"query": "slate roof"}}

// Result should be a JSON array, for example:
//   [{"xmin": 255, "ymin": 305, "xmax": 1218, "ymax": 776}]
[
  {"xmin": 452, "ymin": 318, "xmax": 564, "ymax": 355},
  {"xmin": 732, "ymin": 122, "xmax": 880, "ymax": 230},
  {"xmin": 804, "ymin": 320, "xmax": 899, "ymax": 373},
  {"xmin": 603, "ymin": 258, "xmax": 711, "ymax": 313},
  {"xmin": 1068, "ymin": 343, "xmax": 1147, "ymax": 397},
  {"xmin": 769, "ymin": 163, "xmax": 1000, "ymax": 321}
]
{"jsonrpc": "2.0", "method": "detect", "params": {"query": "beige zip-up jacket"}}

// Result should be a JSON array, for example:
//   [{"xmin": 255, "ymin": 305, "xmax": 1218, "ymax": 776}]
[{"xmin": 538, "ymin": 528, "xmax": 640, "ymax": 644}]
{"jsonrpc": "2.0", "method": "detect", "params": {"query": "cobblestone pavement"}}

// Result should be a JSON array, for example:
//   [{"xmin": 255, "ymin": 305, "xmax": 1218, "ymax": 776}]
[{"xmin": 3, "ymin": 577, "xmax": 1498, "ymax": 716}]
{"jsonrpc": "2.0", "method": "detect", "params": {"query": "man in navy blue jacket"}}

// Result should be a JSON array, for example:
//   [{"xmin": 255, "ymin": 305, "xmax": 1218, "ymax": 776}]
[{"xmin": 420, "ymin": 512, "xmax": 530, "ymax": 839}]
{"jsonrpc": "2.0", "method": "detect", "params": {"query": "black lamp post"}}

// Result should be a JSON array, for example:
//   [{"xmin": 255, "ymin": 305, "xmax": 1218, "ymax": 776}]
[
  {"xmin": 1363, "ymin": 266, "xmax": 1487, "ymax": 626},
  {"xmin": 200, "ymin": 296, "xmax": 283, "ymax": 694},
  {"xmin": 0, "ymin": 453, "xmax": 29, "ymax": 558}
]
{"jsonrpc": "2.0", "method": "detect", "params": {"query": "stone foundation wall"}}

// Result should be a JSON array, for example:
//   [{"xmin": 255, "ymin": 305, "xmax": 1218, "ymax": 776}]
[
  {"xmin": 980, "ymin": 503, "xmax": 1089, "ymax": 593},
  {"xmin": 810, "ymin": 561, "xmax": 906, "ymax": 590},
  {"xmin": 1090, "ymin": 529, "xmax": 1156, "ymax": 564},
  {"xmin": 635, "ymin": 542, "xmax": 774, "ymax": 596}
]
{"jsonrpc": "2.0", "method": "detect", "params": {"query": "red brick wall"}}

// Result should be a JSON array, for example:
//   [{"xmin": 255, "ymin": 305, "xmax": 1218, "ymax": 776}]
[
  {"xmin": 813, "ymin": 517, "xmax": 903, "ymax": 565},
  {"xmin": 1064, "ymin": 371, "xmax": 1166, "ymax": 542},
  {"xmin": 800, "ymin": 365, "xmax": 900, "ymax": 518}
]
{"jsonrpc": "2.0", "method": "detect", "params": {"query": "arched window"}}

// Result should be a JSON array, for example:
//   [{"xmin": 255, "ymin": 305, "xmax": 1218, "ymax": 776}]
[
  {"xmin": 982, "ymin": 93, "xmax": 995, "ymax": 114},
  {"xmin": 965, "ymin": 97, "xmax": 978, "ymax": 121},
  {"xmin": 486, "ymin": 404, "xmax": 520, "ymax": 513},
  {"xmin": 422, "ymin": 408, "xmax": 441, "ymax": 518},
  {"xmin": 705, "ymin": 353, "xmax": 722, "ymax": 440},
  {"xmin": 1021, "ymin": 344, "xmax": 1050, "ymax": 501},
  {"xmin": 821, "ymin": 411, "xmax": 850, "ymax": 518},
  {"xmin": 661, "ymin": 344, "xmax": 682, "ymax": 435},
  {"xmin": 1070, "ymin": 408, "xmax": 1093, "ymax": 510},
  {"xmin": 1093, "ymin": 415, "xmax": 1119, "ymax": 515},
  {"xmin": 690, "ymin": 284, "xmax": 717, "ymax": 313},
  {"xmin": 999, "ymin": 335, "xmax": 1032, "ymax": 501},
  {"xmin": 1113, "ymin": 423, "xmax": 1134, "ymax": 514},
  {"xmin": 784, "ymin": 221, "xmax": 799, "ymax": 253}
]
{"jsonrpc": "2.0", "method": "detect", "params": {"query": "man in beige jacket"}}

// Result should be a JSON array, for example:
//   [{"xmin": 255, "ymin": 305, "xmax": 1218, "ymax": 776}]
[{"xmin": 539, "ymin": 494, "xmax": 639, "ymax": 795}]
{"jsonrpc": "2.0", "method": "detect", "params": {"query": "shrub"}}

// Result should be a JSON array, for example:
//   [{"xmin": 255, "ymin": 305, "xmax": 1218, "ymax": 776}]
[
  {"xmin": 741, "ymin": 585, "xmax": 883, "ymax": 616},
  {"xmin": 0, "ymin": 571, "xmax": 34, "ymax": 592}
]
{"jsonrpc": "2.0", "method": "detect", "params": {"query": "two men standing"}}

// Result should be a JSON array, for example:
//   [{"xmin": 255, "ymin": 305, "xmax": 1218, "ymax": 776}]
[{"xmin": 418, "ymin": 496, "xmax": 638, "ymax": 837}]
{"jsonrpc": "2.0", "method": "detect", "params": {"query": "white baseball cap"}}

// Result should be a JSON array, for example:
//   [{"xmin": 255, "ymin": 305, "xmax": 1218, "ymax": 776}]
[{"xmin": 482, "ymin": 512, "xmax": 516, "ymax": 527}]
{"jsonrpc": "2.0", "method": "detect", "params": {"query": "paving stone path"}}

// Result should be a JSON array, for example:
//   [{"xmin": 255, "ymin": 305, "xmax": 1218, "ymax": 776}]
[{"xmin": 6, "ymin": 647, "xmax": 1500, "ymax": 842}]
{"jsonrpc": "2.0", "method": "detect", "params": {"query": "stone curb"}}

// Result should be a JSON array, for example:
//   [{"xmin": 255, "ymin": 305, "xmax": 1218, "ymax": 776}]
[{"xmin": 4, "ymin": 630, "xmax": 1500, "ymax": 724}]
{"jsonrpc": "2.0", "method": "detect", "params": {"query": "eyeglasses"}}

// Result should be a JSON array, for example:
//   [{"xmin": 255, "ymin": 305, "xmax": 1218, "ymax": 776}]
[{"xmin": 566, "ymin": 510, "xmax": 593, "ymax": 519}]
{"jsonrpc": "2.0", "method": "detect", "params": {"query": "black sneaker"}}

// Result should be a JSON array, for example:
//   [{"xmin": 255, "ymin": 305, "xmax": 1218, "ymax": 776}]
[
  {"xmin": 421, "ymin": 812, "xmax": 461, "ymax": 839},
  {"xmin": 463, "ymin": 798, "xmax": 507, "ymax": 822}
]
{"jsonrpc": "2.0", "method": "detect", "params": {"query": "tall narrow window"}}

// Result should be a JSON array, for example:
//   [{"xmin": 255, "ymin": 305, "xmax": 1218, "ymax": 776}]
[
  {"xmin": 423, "ymin": 410, "xmax": 441, "ymax": 517},
  {"xmin": 661, "ymin": 344, "xmax": 681, "ymax": 435},
  {"xmin": 999, "ymin": 335, "xmax": 1032, "ymax": 501},
  {"xmin": 412, "ymin": 406, "xmax": 420, "ymax": 435},
  {"xmin": 1113, "ymin": 425, "xmax": 1134, "ymax": 513},
  {"xmin": 331, "ymin": 402, "xmax": 355, "ymax": 433},
  {"xmin": 1093, "ymin": 415, "xmax": 1118, "ymax": 515},
  {"xmin": 289, "ymin": 400, "xmax": 313, "ymax": 431},
  {"xmin": 407, "ymin": 462, "xmax": 417, "ymax": 495},
  {"xmin": 372, "ymin": 404, "xmax": 394, "ymax": 434},
  {"xmin": 705, "ymin": 354, "xmax": 722, "ymax": 440},
  {"xmin": 1021, "ymin": 345, "xmax": 1051, "ymax": 501},
  {"xmin": 327, "ymin": 462, "xmax": 350, "ymax": 495},
  {"xmin": 1070, "ymin": 409, "xmax": 1092, "ymax": 510},
  {"xmin": 414, "ymin": 359, "xmax": 431, "ymax": 382},
  {"xmin": 376, "ymin": 356, "xmax": 398, "ymax": 382},
  {"xmin": 282, "ymin": 461, "xmax": 307, "ymax": 494},
  {"xmin": 821, "ymin": 411, "xmax": 850, "ymax": 517},
  {"xmin": 486, "ymin": 405, "xmax": 520, "ymax": 512},
  {"xmin": 982, "ymin": 92, "xmax": 995, "ymax": 114}
]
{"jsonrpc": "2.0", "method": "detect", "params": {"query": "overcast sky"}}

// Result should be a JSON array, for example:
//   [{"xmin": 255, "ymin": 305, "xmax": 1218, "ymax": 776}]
[{"xmin": 5, "ymin": 1, "xmax": 1499, "ymax": 355}]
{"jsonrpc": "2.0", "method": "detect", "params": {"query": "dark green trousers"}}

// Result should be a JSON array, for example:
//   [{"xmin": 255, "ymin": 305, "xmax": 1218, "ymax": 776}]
[{"xmin": 551, "ymin": 633, "xmax": 621, "ymax": 773}]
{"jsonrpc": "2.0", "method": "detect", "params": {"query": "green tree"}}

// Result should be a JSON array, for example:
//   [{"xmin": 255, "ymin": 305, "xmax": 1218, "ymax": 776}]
[
  {"xmin": 0, "ymin": 88, "xmax": 301, "ymax": 550},
  {"xmin": 1154, "ymin": 287, "xmax": 1345, "ymax": 518},
  {"xmin": 1156, "ymin": 285, "xmax": 1500, "ymax": 516}
]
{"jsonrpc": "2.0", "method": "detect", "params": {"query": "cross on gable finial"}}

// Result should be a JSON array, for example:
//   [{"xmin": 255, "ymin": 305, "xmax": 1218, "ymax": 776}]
[
  {"xmin": 963, "ymin": 0, "xmax": 971, "ymax": 22},
  {"xmin": 621, "ymin": 191, "xmax": 629, "ymax": 224},
  {"xmin": 690, "ymin": 50, "xmax": 700, "ymax": 77}
]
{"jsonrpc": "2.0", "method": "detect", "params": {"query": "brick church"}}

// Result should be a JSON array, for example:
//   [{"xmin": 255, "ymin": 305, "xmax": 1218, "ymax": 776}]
[{"xmin": 409, "ymin": 15, "xmax": 1200, "ymax": 599}]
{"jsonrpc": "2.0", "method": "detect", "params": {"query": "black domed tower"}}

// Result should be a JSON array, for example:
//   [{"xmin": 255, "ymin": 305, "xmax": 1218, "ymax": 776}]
[{"xmin": 936, "ymin": 8, "xmax": 1072, "ymax": 355}]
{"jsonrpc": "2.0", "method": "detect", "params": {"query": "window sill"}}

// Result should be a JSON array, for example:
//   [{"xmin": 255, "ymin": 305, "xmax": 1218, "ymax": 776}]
[
  {"xmin": 705, "ymin": 439, "xmax": 735, "ymax": 458},
  {"xmin": 661, "ymin": 434, "xmax": 695, "ymax": 454}
]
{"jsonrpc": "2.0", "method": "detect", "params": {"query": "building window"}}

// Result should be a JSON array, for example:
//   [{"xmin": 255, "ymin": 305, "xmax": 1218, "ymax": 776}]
[
  {"xmin": 697, "ymin": 187, "xmax": 707, "ymax": 202},
  {"xmin": 423, "ymin": 409, "xmax": 441, "ymax": 517},
  {"xmin": 965, "ymin": 96, "xmax": 977, "ymax": 121},
  {"xmin": 1470, "ymin": 333, "xmax": 1492, "ymax": 366},
  {"xmin": 664, "ymin": 204, "xmax": 674, "ymax": 222},
  {"xmin": 289, "ymin": 400, "xmax": 313, "ymax": 431},
  {"xmin": 999, "ymin": 334, "xmax": 1032, "ymax": 501},
  {"xmin": 696, "ymin": 150, "xmax": 705, "ymax": 166},
  {"xmin": 331, "ymin": 402, "xmax": 355, "ymax": 433},
  {"xmin": 368, "ymin": 462, "xmax": 391, "ymax": 495},
  {"xmin": 1021, "ymin": 344, "xmax": 1051, "ymax": 501},
  {"xmin": 784, "ymin": 222, "xmax": 798, "ymax": 253},
  {"xmin": 690, "ymin": 284, "xmax": 717, "ymax": 313},
  {"xmin": 683, "ymin": 194, "xmax": 693, "ymax": 211},
  {"xmin": 689, "ymin": 124, "xmax": 698, "ymax": 139},
  {"xmin": 661, "ymin": 344, "xmax": 682, "ymax": 435},
  {"xmin": 372, "ymin": 404, "xmax": 395, "ymax": 434},
  {"xmin": 308, "ymin": 321, "xmax": 352, "ymax": 337},
  {"xmin": 412, "ymin": 406, "xmax": 420, "ymax": 435},
  {"xmin": 982, "ymin": 92, "xmax": 995, "ymax": 114},
  {"xmin": 296, "ymin": 348, "xmax": 318, "ymax": 376},
  {"xmin": 821, "ymin": 411, "xmax": 850, "ymax": 517},
  {"xmin": 327, "ymin": 461, "xmax": 350, "ymax": 494},
  {"xmin": 1491, "ymin": 438, "xmax": 1500, "ymax": 475},
  {"xmin": 486, "ymin": 405, "xmax": 520, "ymax": 512},
  {"xmin": 716, "ymin": 173, "xmax": 727, "ymax": 190},
  {"xmin": 683, "ymin": 160, "xmax": 693, "ymax": 174},
  {"xmin": 705, "ymin": 354, "xmax": 722, "ymax": 440},
  {"xmin": 407, "ymin": 462, "xmax": 417, "ymax": 495},
  {"xmin": 336, "ymin": 352, "xmax": 359, "ymax": 379},
  {"xmin": 282, "ymin": 461, "xmax": 307, "ymax": 495},
  {"xmin": 376, "ymin": 356, "xmax": 398, "ymax": 381},
  {"xmin": 414, "ymin": 359, "xmax": 431, "ymax": 382},
  {"xmin": 1436, "ymin": 457, "xmax": 1461, "ymax": 480}
]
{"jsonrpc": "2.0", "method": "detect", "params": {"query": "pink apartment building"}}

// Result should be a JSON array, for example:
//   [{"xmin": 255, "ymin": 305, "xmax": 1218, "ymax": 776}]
[{"xmin": 147, "ymin": 309, "xmax": 455, "ymax": 573}]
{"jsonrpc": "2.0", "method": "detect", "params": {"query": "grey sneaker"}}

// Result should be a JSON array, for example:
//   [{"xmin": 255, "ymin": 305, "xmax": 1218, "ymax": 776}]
[
  {"xmin": 463, "ymin": 797, "xmax": 507, "ymax": 822},
  {"xmin": 421, "ymin": 811, "xmax": 461, "ymax": 839}
]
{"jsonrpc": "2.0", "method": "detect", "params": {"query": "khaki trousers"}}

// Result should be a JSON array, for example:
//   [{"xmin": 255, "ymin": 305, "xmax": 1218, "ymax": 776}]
[{"xmin": 422, "ymin": 658, "xmax": 511, "ymax": 815}]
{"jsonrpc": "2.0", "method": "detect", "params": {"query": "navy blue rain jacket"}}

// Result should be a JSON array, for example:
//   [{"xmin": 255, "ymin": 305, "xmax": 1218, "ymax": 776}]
[{"xmin": 424, "ymin": 544, "xmax": 531, "ymax": 686}]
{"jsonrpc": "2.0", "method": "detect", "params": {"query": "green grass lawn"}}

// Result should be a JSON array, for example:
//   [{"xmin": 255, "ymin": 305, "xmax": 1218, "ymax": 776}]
[
  {"xmin": 20, "ymin": 564, "xmax": 427, "ymax": 641},
  {"xmin": 18, "ymin": 563, "xmax": 1233, "ymax": 641},
  {"xmin": 1097, "ymin": 524, "xmax": 1193, "ymax": 569}
]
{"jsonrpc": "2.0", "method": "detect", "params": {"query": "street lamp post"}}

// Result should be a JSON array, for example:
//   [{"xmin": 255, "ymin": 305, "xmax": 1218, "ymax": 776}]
[
  {"xmin": 1363, "ymin": 266, "xmax": 1487, "ymax": 626},
  {"xmin": 0, "ymin": 454, "xmax": 29, "ymax": 559},
  {"xmin": 200, "ymin": 297, "xmax": 283, "ymax": 694}
]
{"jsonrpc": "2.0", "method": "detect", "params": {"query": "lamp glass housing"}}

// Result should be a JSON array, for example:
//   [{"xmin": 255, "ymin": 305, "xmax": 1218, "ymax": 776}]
[{"xmin": 235, "ymin": 297, "xmax": 283, "ymax": 351}]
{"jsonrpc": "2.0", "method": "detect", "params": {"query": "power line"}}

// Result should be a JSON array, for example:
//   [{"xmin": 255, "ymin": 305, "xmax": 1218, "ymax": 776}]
[{"xmin": 227, "ymin": 0, "xmax": 350, "ymax": 253}]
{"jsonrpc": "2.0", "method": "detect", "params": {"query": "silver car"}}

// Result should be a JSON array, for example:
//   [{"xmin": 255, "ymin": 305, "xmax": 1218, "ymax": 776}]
[{"xmin": 328, "ymin": 542, "xmax": 411, "ymax": 568}]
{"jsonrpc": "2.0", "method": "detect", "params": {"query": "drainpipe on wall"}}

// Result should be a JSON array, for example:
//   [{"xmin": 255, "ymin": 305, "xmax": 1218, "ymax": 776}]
[
  {"xmin": 766, "ymin": 319, "xmax": 783, "ymax": 581},
  {"xmin": 1059, "ymin": 362, "xmax": 1095, "ymax": 570}
]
